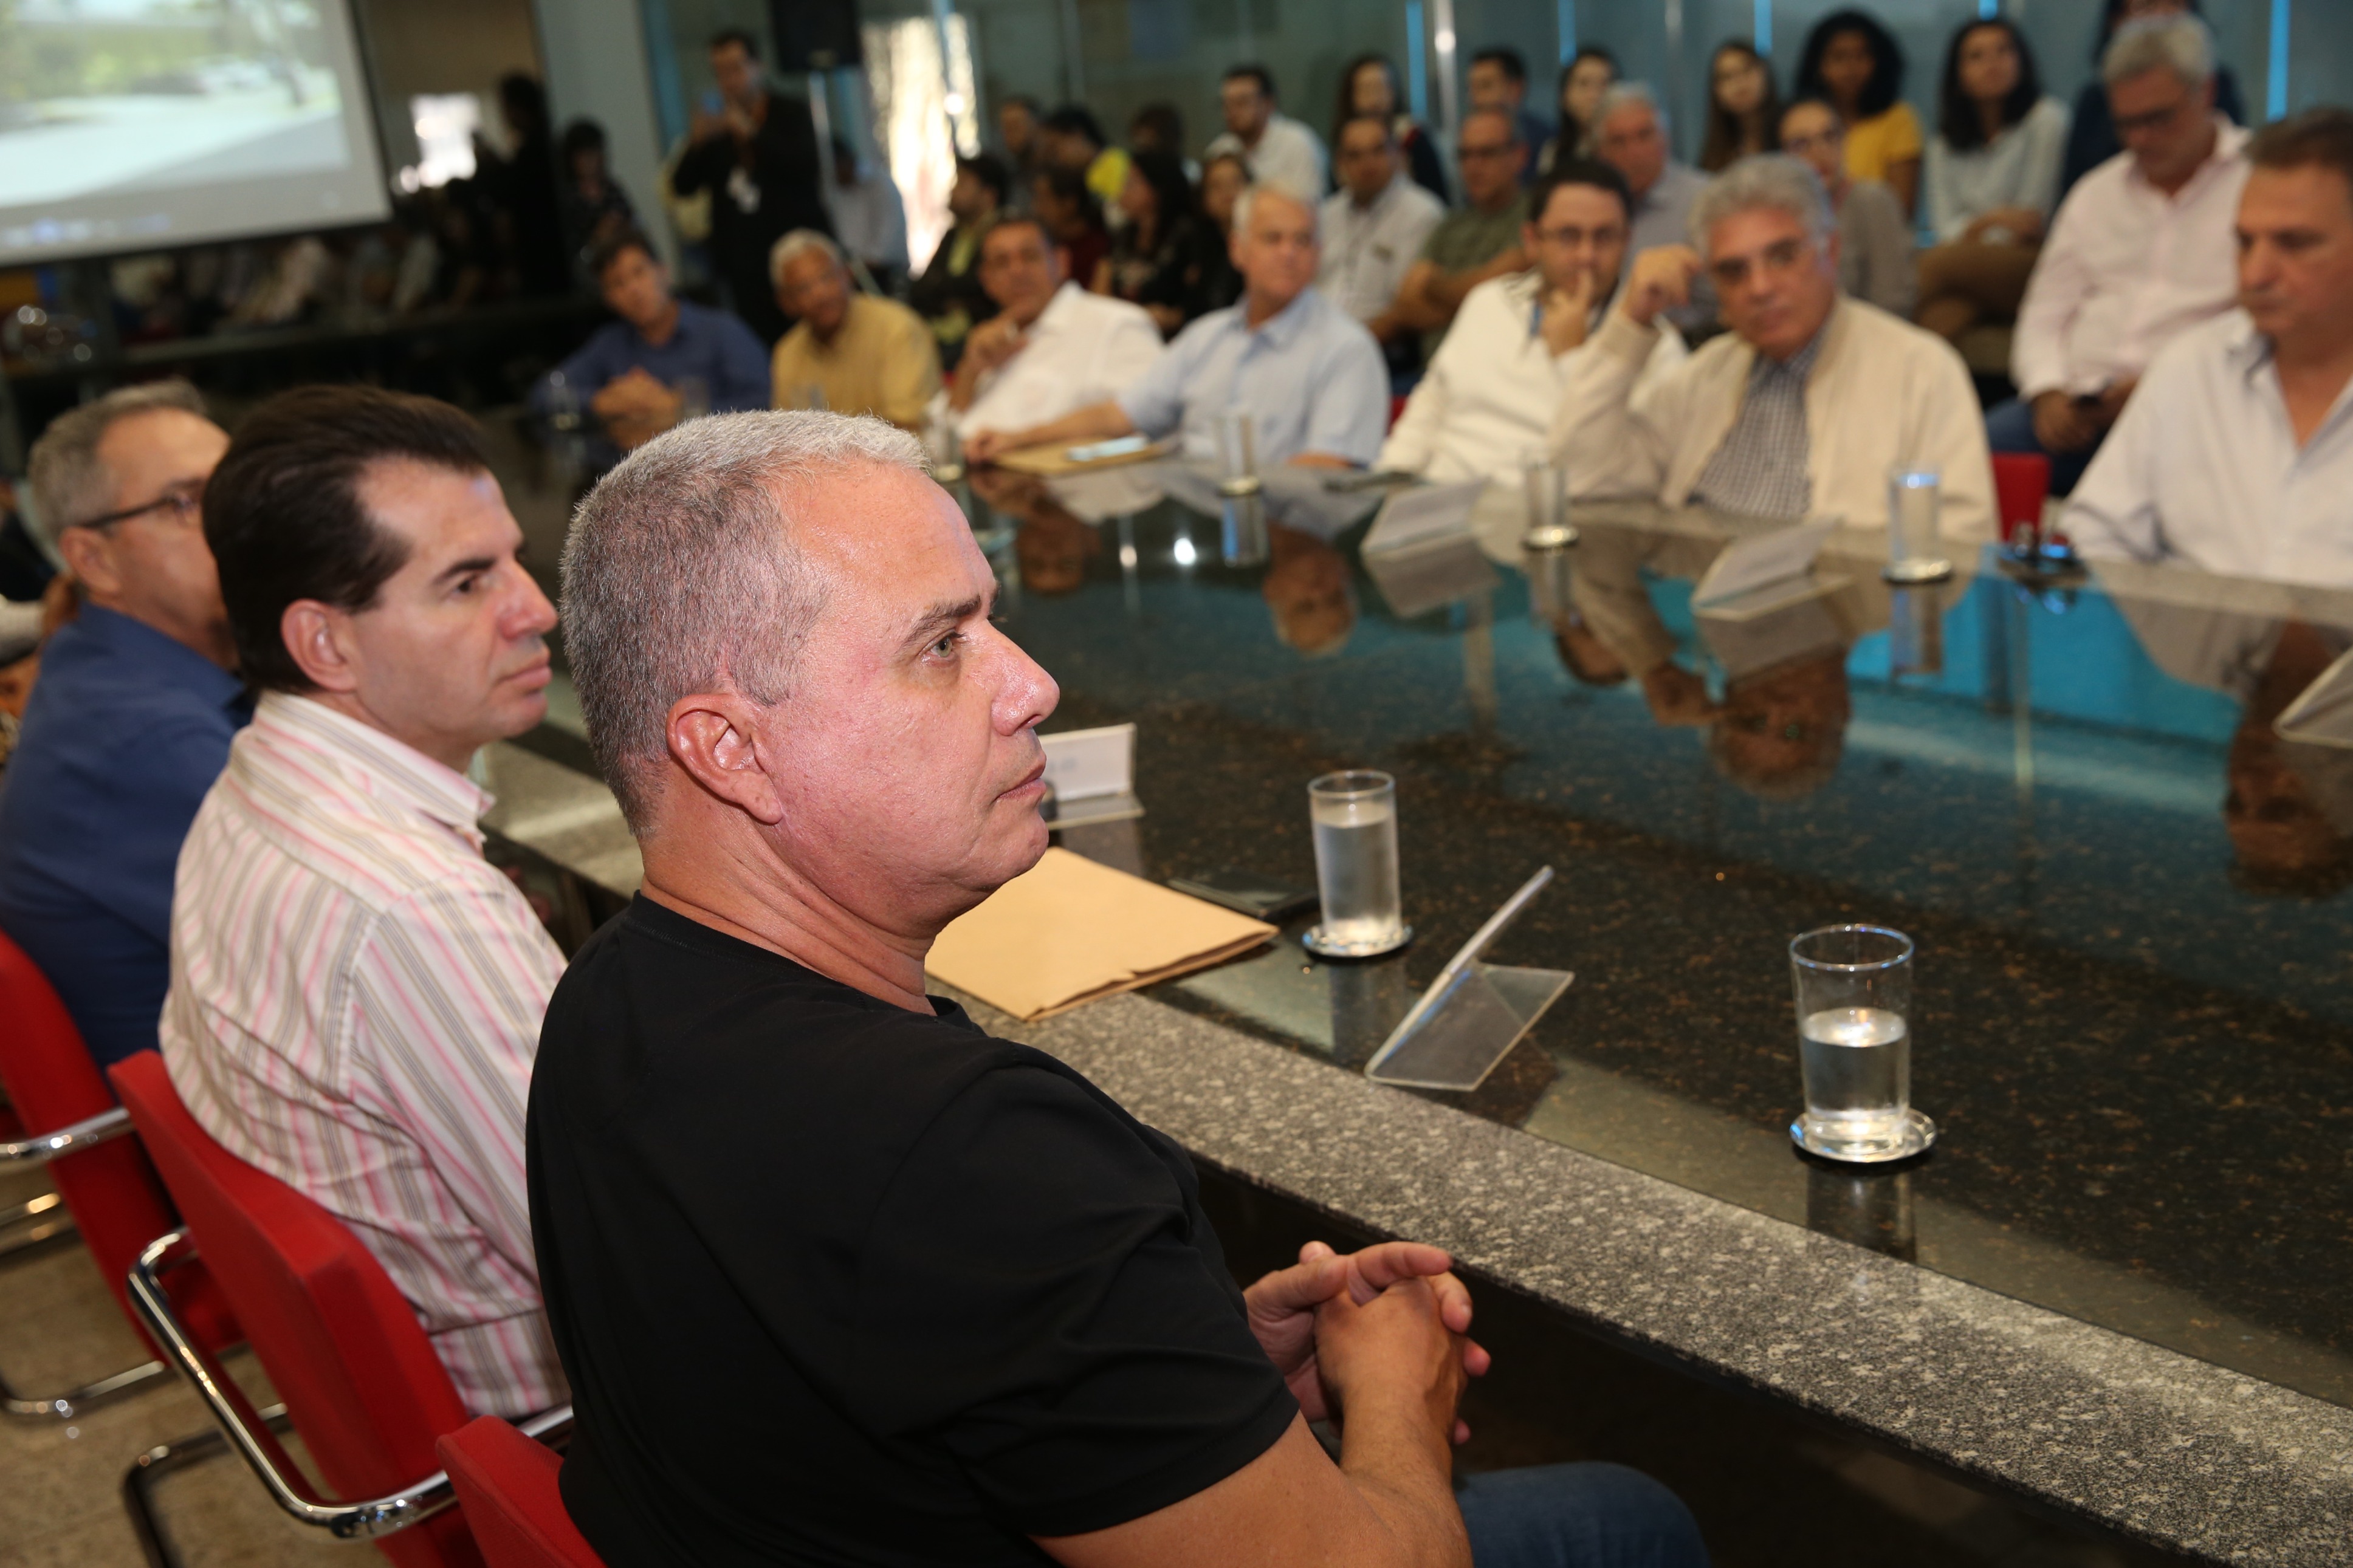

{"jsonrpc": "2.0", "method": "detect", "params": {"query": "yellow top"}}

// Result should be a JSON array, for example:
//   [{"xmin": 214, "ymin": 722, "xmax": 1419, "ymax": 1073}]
[
  {"xmin": 769, "ymin": 293, "xmax": 941, "ymax": 430},
  {"xmin": 1843, "ymin": 101, "xmax": 1923, "ymax": 187}
]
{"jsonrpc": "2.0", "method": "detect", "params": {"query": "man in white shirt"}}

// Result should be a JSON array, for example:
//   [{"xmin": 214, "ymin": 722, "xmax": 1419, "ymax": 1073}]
[
  {"xmin": 161, "ymin": 385, "xmax": 568, "ymax": 1419},
  {"xmin": 1204, "ymin": 64, "xmax": 1327, "ymax": 202},
  {"xmin": 1996, "ymin": 14, "xmax": 2250, "ymax": 494},
  {"xmin": 2067, "ymin": 109, "xmax": 2353, "ymax": 588},
  {"xmin": 1317, "ymin": 114, "xmax": 1444, "ymax": 351},
  {"xmin": 1552, "ymin": 156, "xmax": 1993, "ymax": 537},
  {"xmin": 1382, "ymin": 158, "xmax": 1685, "ymax": 484},
  {"xmin": 949, "ymin": 214, "xmax": 1163, "ymax": 440}
]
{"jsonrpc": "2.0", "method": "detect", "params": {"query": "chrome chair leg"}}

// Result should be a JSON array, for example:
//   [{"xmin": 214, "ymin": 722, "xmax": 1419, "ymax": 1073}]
[
  {"xmin": 121, "ymin": 1404, "xmax": 292, "ymax": 1568},
  {"xmin": 0, "ymin": 1106, "xmax": 162, "ymax": 1417},
  {"xmin": 1, "ymin": 1355, "xmax": 169, "ymax": 1418}
]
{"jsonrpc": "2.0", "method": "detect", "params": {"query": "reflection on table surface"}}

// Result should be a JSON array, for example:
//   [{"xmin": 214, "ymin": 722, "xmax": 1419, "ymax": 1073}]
[{"xmin": 956, "ymin": 457, "xmax": 2353, "ymax": 1412}]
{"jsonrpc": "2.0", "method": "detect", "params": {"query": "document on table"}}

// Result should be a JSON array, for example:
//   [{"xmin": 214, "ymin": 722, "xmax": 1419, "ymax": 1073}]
[
  {"xmin": 926, "ymin": 847, "xmax": 1276, "ymax": 1021},
  {"xmin": 2276, "ymin": 643, "xmax": 2353, "ymax": 749},
  {"xmin": 1363, "ymin": 479, "xmax": 1488, "ymax": 555},
  {"xmin": 1691, "ymin": 519, "xmax": 1838, "ymax": 612}
]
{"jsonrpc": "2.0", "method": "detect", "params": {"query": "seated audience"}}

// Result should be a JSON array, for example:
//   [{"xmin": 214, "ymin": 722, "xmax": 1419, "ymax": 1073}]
[
  {"xmin": 1781, "ymin": 98, "xmax": 1917, "ymax": 318},
  {"xmin": 952, "ymin": 215, "xmax": 1163, "ymax": 440},
  {"xmin": 1596, "ymin": 85, "xmax": 1716, "ymax": 335},
  {"xmin": 1995, "ymin": 14, "xmax": 2249, "ymax": 495},
  {"xmin": 0, "ymin": 384, "xmax": 240, "ymax": 1069},
  {"xmin": 1700, "ymin": 41, "xmax": 1781, "ymax": 172},
  {"xmin": 1794, "ymin": 10, "xmax": 1922, "ymax": 217},
  {"xmin": 1541, "ymin": 47, "xmax": 1618, "ymax": 174},
  {"xmin": 1099, "ymin": 150, "xmax": 1206, "ymax": 335},
  {"xmin": 909, "ymin": 152, "xmax": 1009, "ymax": 369},
  {"xmin": 555, "ymin": 118, "xmax": 637, "ymax": 280},
  {"xmin": 1194, "ymin": 151, "xmax": 1252, "ymax": 313},
  {"xmin": 537, "ymin": 231, "xmax": 771, "ymax": 464},
  {"xmin": 1381, "ymin": 160, "xmax": 1687, "ymax": 484},
  {"xmin": 537, "ymin": 405, "xmax": 1710, "ymax": 1566},
  {"xmin": 1205, "ymin": 64, "xmax": 1327, "ymax": 200},
  {"xmin": 769, "ymin": 231, "xmax": 942, "ymax": 431},
  {"xmin": 1337, "ymin": 53, "xmax": 1449, "ymax": 204},
  {"xmin": 1917, "ymin": 18, "xmax": 2069, "ymax": 345},
  {"xmin": 162, "ymin": 386, "xmax": 566, "ymax": 1418},
  {"xmin": 1126, "ymin": 100, "xmax": 1187, "ymax": 159},
  {"xmin": 2061, "ymin": 0, "xmax": 2244, "ymax": 198},
  {"xmin": 967, "ymin": 186, "xmax": 1386, "ymax": 469},
  {"xmin": 828, "ymin": 139, "xmax": 912, "ymax": 292},
  {"xmin": 1317, "ymin": 114, "xmax": 1446, "ymax": 357},
  {"xmin": 2066, "ymin": 111, "xmax": 2353, "ymax": 588},
  {"xmin": 1553, "ymin": 156, "xmax": 1992, "ymax": 536},
  {"xmin": 1387, "ymin": 109, "xmax": 1533, "ymax": 357},
  {"xmin": 1468, "ymin": 47, "xmax": 1551, "ymax": 182},
  {"xmin": 1030, "ymin": 165, "xmax": 1112, "ymax": 300}
]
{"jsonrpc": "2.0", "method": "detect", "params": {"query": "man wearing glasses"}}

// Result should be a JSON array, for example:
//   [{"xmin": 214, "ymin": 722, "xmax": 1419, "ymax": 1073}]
[
  {"xmin": 1998, "ymin": 14, "xmax": 2250, "ymax": 495},
  {"xmin": 0, "ymin": 382, "xmax": 243, "ymax": 1069},
  {"xmin": 1551, "ymin": 154, "xmax": 1993, "ymax": 538},
  {"xmin": 1383, "ymin": 108, "xmax": 1532, "ymax": 358}
]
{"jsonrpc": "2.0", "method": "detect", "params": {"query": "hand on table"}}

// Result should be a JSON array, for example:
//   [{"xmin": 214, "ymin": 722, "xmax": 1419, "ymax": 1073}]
[
  {"xmin": 963, "ymin": 426, "xmax": 1030, "ymax": 465},
  {"xmin": 1620, "ymin": 246, "xmax": 1702, "ymax": 329},
  {"xmin": 1245, "ymin": 1239, "xmax": 1488, "ymax": 1441}
]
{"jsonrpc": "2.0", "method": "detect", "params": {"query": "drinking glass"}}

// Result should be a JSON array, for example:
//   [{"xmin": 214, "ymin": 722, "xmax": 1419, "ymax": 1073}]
[
  {"xmin": 1788, "ymin": 924, "xmax": 1934, "ymax": 1162},
  {"xmin": 674, "ymin": 375, "xmax": 712, "ymax": 424},
  {"xmin": 926, "ymin": 407, "xmax": 966, "ymax": 483},
  {"xmin": 1220, "ymin": 491, "xmax": 1268, "ymax": 567},
  {"xmin": 1884, "ymin": 467, "xmax": 1952, "ymax": 583},
  {"xmin": 1304, "ymin": 771, "xmax": 1408, "ymax": 958},
  {"xmin": 1216, "ymin": 411, "xmax": 1260, "ymax": 496},
  {"xmin": 1522, "ymin": 454, "xmax": 1577, "ymax": 621},
  {"xmin": 787, "ymin": 383, "xmax": 830, "ymax": 413}
]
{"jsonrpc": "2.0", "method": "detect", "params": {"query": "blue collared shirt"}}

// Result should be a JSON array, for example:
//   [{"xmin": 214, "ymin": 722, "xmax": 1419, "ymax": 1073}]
[
  {"xmin": 0, "ymin": 606, "xmax": 249, "ymax": 1067},
  {"xmin": 1117, "ymin": 286, "xmax": 1389, "ymax": 467},
  {"xmin": 535, "ymin": 300, "xmax": 773, "ymax": 464}
]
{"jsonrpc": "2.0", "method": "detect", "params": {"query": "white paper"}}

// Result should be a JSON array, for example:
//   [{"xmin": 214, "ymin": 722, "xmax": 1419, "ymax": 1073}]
[
  {"xmin": 1692, "ymin": 521, "xmax": 1837, "ymax": 608},
  {"xmin": 1040, "ymin": 723, "xmax": 1135, "ymax": 802},
  {"xmin": 1364, "ymin": 480, "xmax": 1489, "ymax": 555}
]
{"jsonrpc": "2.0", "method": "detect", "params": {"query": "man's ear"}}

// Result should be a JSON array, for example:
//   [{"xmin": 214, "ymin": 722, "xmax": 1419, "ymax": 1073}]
[
  {"xmin": 281, "ymin": 599, "xmax": 362, "ymax": 694},
  {"xmin": 666, "ymin": 690, "xmax": 788, "ymax": 825},
  {"xmin": 55, "ymin": 529, "xmax": 120, "ymax": 599}
]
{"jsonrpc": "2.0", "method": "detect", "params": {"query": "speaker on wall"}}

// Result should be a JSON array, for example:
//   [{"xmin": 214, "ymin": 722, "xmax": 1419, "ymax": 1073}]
[{"xmin": 769, "ymin": 0, "xmax": 863, "ymax": 70}]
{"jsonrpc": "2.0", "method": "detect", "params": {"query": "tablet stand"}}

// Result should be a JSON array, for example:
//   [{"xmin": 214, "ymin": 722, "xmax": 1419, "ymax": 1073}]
[{"xmin": 1363, "ymin": 868, "xmax": 1573, "ymax": 1092}]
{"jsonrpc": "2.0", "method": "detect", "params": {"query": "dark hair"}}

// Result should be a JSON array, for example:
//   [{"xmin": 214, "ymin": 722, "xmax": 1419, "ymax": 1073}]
[
  {"xmin": 2249, "ymin": 106, "xmax": 2353, "ymax": 197},
  {"xmin": 1795, "ymin": 9, "xmax": 1905, "ymax": 121},
  {"xmin": 709, "ymin": 26, "xmax": 758, "ymax": 56},
  {"xmin": 1224, "ymin": 63, "xmax": 1276, "ymax": 100},
  {"xmin": 1042, "ymin": 103, "xmax": 1105, "ymax": 150},
  {"xmin": 1554, "ymin": 46, "xmax": 1618, "ymax": 144},
  {"xmin": 1531, "ymin": 156, "xmax": 1633, "ymax": 226},
  {"xmin": 1699, "ymin": 39, "xmax": 1783, "ymax": 172},
  {"xmin": 1001, "ymin": 93, "xmax": 1041, "ymax": 116},
  {"xmin": 1126, "ymin": 149, "xmax": 1195, "ymax": 235},
  {"xmin": 1128, "ymin": 100, "xmax": 1184, "ymax": 152},
  {"xmin": 957, "ymin": 150, "xmax": 1011, "ymax": 204},
  {"xmin": 1471, "ymin": 46, "xmax": 1527, "ymax": 84},
  {"xmin": 1032, "ymin": 165, "xmax": 1104, "ymax": 231},
  {"xmin": 496, "ymin": 72, "xmax": 546, "ymax": 131},
  {"xmin": 559, "ymin": 118, "xmax": 606, "ymax": 162},
  {"xmin": 977, "ymin": 210, "xmax": 1056, "ymax": 259},
  {"xmin": 1936, "ymin": 18, "xmax": 2042, "ymax": 151},
  {"xmin": 205, "ymin": 386, "xmax": 490, "ymax": 694},
  {"xmin": 588, "ymin": 228, "xmax": 658, "ymax": 280},
  {"xmin": 1335, "ymin": 53, "xmax": 1402, "ymax": 140},
  {"xmin": 1335, "ymin": 110, "xmax": 1397, "ymax": 148}
]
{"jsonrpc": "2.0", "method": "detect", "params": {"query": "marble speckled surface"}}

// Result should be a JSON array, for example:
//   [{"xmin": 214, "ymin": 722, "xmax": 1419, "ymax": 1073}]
[{"xmin": 955, "ymin": 984, "xmax": 2353, "ymax": 1566}]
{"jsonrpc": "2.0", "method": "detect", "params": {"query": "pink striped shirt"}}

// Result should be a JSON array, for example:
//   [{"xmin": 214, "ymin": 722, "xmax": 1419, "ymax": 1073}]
[{"xmin": 160, "ymin": 693, "xmax": 567, "ymax": 1417}]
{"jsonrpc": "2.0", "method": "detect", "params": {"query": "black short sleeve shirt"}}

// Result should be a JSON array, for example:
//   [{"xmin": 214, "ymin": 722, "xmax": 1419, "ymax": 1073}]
[{"xmin": 526, "ymin": 899, "xmax": 1296, "ymax": 1566}]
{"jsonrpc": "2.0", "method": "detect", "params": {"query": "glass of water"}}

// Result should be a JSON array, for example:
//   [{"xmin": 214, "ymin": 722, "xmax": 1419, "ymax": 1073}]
[
  {"xmin": 1304, "ymin": 770, "xmax": 1409, "ymax": 959},
  {"xmin": 1216, "ymin": 411, "xmax": 1261, "ymax": 496},
  {"xmin": 1884, "ymin": 467, "xmax": 1953, "ymax": 583},
  {"xmin": 1788, "ymin": 924, "xmax": 1935, "ymax": 1162}
]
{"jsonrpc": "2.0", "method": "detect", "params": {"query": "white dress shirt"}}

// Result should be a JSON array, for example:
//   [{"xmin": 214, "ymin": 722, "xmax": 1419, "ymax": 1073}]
[
  {"xmin": 2065, "ymin": 310, "xmax": 2353, "ymax": 588},
  {"xmin": 161, "ymin": 694, "xmax": 567, "ymax": 1418},
  {"xmin": 1204, "ymin": 114, "xmax": 1328, "ymax": 202},
  {"xmin": 1380, "ymin": 272, "xmax": 1688, "ymax": 484},
  {"xmin": 1317, "ymin": 177, "xmax": 1446, "ymax": 322},
  {"xmin": 955, "ymin": 282, "xmax": 1164, "ymax": 439},
  {"xmin": 2011, "ymin": 118, "xmax": 2249, "ymax": 399},
  {"xmin": 1117, "ymin": 286, "xmax": 1388, "ymax": 465},
  {"xmin": 1551, "ymin": 296, "xmax": 1995, "ymax": 539},
  {"xmin": 1924, "ymin": 96, "xmax": 2070, "ymax": 244}
]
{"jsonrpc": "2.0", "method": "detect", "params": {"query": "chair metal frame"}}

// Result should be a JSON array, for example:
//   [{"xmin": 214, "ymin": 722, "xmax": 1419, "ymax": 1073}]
[
  {"xmin": 0, "ymin": 1105, "xmax": 173, "ymax": 1417},
  {"xmin": 126, "ymin": 1227, "xmax": 571, "ymax": 1541}
]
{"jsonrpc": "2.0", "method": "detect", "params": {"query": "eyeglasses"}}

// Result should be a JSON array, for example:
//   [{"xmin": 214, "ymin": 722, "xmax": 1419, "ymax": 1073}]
[
  {"xmin": 1458, "ymin": 142, "xmax": 1520, "ymax": 162},
  {"xmin": 2113, "ymin": 95, "xmax": 2194, "ymax": 136},
  {"xmin": 1534, "ymin": 224, "xmax": 1626, "ymax": 248},
  {"xmin": 1708, "ymin": 236, "xmax": 1815, "ymax": 290},
  {"xmin": 74, "ymin": 481, "xmax": 204, "ymax": 532}
]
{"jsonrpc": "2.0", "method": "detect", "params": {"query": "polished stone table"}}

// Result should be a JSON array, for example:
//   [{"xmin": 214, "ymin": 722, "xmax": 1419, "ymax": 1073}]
[{"xmin": 484, "ymin": 462, "xmax": 2353, "ymax": 1563}]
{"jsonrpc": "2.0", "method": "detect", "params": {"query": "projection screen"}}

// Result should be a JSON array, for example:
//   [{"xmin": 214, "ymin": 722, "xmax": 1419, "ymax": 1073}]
[{"xmin": 0, "ymin": 0, "xmax": 390, "ymax": 266}]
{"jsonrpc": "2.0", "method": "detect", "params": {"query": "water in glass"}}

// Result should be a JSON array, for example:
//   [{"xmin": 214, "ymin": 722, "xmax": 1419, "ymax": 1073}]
[{"xmin": 1799, "ymin": 1005, "xmax": 1911, "ymax": 1152}]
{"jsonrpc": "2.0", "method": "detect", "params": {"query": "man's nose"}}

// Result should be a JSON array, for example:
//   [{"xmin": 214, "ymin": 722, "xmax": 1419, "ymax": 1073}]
[{"xmin": 507, "ymin": 569, "xmax": 559, "ymax": 638}]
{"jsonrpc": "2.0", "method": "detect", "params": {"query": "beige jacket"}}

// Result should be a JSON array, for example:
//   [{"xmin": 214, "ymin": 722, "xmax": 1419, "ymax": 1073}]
[{"xmin": 1549, "ymin": 296, "xmax": 1994, "ymax": 540}]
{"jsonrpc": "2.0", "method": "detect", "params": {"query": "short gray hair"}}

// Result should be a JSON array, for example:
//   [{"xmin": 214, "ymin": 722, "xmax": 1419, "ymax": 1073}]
[
  {"xmin": 559, "ymin": 410, "xmax": 928, "ymax": 832},
  {"xmin": 26, "ymin": 378, "xmax": 207, "ymax": 546},
  {"xmin": 1595, "ymin": 82, "xmax": 1668, "ymax": 134},
  {"xmin": 769, "ymin": 228, "xmax": 845, "ymax": 288},
  {"xmin": 2103, "ymin": 13, "xmax": 2214, "ymax": 90},
  {"xmin": 1231, "ymin": 182, "xmax": 1320, "ymax": 241},
  {"xmin": 1688, "ymin": 154, "xmax": 1835, "ymax": 258}
]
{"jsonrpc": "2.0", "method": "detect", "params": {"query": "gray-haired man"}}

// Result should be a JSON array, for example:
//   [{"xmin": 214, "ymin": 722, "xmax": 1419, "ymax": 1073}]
[
  {"xmin": 531, "ymin": 409, "xmax": 1708, "ymax": 1567},
  {"xmin": 1552, "ymin": 154, "xmax": 1992, "ymax": 536},
  {"xmin": 768, "ymin": 228, "xmax": 941, "ymax": 430}
]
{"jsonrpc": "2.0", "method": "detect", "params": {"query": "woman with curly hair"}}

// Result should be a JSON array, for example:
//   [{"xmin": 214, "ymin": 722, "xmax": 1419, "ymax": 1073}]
[{"xmin": 1794, "ymin": 9, "xmax": 1922, "ymax": 216}]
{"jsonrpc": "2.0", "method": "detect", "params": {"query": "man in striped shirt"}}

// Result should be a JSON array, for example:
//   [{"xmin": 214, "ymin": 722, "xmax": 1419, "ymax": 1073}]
[{"xmin": 159, "ymin": 386, "xmax": 567, "ymax": 1419}]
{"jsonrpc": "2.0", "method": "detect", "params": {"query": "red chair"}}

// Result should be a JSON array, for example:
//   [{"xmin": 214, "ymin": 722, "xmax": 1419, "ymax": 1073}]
[
  {"xmin": 0, "ymin": 929, "xmax": 239, "ymax": 1418},
  {"xmin": 110, "ymin": 1050, "xmax": 570, "ymax": 1567},
  {"xmin": 1992, "ymin": 452, "xmax": 2053, "ymax": 551},
  {"xmin": 1387, "ymin": 393, "xmax": 1408, "ymax": 433},
  {"xmin": 436, "ymin": 1417, "xmax": 605, "ymax": 1568}
]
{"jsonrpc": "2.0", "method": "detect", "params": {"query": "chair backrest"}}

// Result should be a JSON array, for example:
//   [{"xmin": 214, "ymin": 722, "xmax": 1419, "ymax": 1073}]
[
  {"xmin": 0, "ymin": 930, "xmax": 238, "ymax": 1356},
  {"xmin": 436, "ymin": 1418, "xmax": 605, "ymax": 1568},
  {"xmin": 1991, "ymin": 452, "xmax": 2053, "ymax": 549},
  {"xmin": 109, "ymin": 1051, "xmax": 481, "ymax": 1568}
]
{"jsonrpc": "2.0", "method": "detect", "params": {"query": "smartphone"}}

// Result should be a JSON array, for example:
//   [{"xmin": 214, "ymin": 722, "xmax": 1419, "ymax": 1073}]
[
  {"xmin": 1066, "ymin": 434, "xmax": 1152, "ymax": 464},
  {"xmin": 1168, "ymin": 869, "xmax": 1318, "ymax": 922},
  {"xmin": 1322, "ymin": 469, "xmax": 1418, "ymax": 493}
]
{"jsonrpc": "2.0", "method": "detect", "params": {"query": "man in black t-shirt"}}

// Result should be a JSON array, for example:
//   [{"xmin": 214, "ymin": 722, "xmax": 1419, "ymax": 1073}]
[
  {"xmin": 538, "ymin": 408, "xmax": 1709, "ymax": 1567},
  {"xmin": 670, "ymin": 29, "xmax": 831, "ymax": 344}
]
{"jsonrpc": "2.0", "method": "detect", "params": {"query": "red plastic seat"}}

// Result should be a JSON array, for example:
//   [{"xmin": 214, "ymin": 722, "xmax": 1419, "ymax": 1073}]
[
  {"xmin": 437, "ymin": 1417, "xmax": 605, "ymax": 1568},
  {"xmin": 1387, "ymin": 392, "xmax": 1408, "ymax": 432},
  {"xmin": 1992, "ymin": 452, "xmax": 2053, "ymax": 549},
  {"xmin": 0, "ymin": 930, "xmax": 239, "ymax": 1405},
  {"xmin": 110, "ymin": 1050, "xmax": 486, "ymax": 1568}
]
